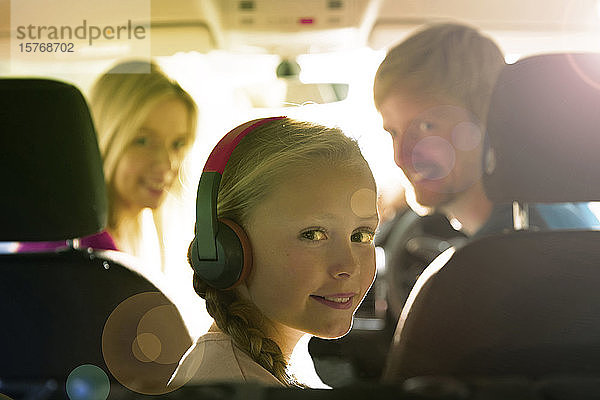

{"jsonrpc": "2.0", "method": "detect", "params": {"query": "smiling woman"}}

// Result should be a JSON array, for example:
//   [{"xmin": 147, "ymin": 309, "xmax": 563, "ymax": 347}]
[
  {"xmin": 169, "ymin": 117, "xmax": 378, "ymax": 387},
  {"xmin": 89, "ymin": 60, "xmax": 197, "ymax": 270}
]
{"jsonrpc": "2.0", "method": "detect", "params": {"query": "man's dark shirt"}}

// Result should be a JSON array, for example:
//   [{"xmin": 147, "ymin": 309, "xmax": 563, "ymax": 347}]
[{"xmin": 379, "ymin": 202, "xmax": 600, "ymax": 318}]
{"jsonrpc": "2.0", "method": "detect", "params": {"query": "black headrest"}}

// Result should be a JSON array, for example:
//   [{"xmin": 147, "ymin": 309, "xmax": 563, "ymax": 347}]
[
  {"xmin": 484, "ymin": 53, "xmax": 600, "ymax": 203},
  {"xmin": 0, "ymin": 79, "xmax": 107, "ymax": 241}
]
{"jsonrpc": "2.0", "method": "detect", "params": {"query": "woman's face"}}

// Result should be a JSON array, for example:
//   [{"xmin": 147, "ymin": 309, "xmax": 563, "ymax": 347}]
[
  {"xmin": 112, "ymin": 97, "xmax": 191, "ymax": 215},
  {"xmin": 242, "ymin": 165, "xmax": 378, "ymax": 340}
]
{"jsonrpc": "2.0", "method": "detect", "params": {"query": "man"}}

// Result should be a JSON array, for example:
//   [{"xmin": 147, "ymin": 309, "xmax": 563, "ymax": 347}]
[
  {"xmin": 372, "ymin": 22, "xmax": 598, "ymax": 321},
  {"xmin": 374, "ymin": 22, "xmax": 596, "ymax": 238}
]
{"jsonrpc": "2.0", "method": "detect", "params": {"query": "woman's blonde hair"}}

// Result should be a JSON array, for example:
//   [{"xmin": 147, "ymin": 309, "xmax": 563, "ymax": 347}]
[
  {"xmin": 374, "ymin": 22, "xmax": 505, "ymax": 125},
  {"xmin": 89, "ymin": 60, "xmax": 197, "ymax": 263},
  {"xmin": 191, "ymin": 118, "xmax": 374, "ymax": 386}
]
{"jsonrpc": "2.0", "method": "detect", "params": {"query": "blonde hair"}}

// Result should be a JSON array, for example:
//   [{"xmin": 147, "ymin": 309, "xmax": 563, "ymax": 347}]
[
  {"xmin": 191, "ymin": 118, "xmax": 374, "ymax": 386},
  {"xmin": 89, "ymin": 60, "xmax": 197, "ymax": 264},
  {"xmin": 374, "ymin": 22, "xmax": 505, "ymax": 124}
]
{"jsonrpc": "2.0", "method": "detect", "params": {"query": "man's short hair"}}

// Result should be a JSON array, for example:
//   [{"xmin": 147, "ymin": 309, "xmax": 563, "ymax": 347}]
[{"xmin": 374, "ymin": 22, "xmax": 505, "ymax": 124}]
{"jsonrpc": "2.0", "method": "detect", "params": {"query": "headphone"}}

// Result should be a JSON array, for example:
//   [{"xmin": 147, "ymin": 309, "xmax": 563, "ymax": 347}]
[{"xmin": 189, "ymin": 116, "xmax": 287, "ymax": 290}]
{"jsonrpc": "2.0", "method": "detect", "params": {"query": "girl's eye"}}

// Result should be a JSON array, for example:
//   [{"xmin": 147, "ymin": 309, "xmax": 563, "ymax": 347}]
[
  {"xmin": 132, "ymin": 136, "xmax": 148, "ymax": 146},
  {"xmin": 351, "ymin": 230, "xmax": 375, "ymax": 244},
  {"xmin": 300, "ymin": 229, "xmax": 328, "ymax": 241}
]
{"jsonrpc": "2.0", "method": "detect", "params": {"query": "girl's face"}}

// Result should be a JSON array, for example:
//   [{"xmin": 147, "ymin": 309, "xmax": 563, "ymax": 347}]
[
  {"xmin": 112, "ymin": 97, "xmax": 191, "ymax": 215},
  {"xmin": 242, "ymin": 165, "xmax": 378, "ymax": 341}
]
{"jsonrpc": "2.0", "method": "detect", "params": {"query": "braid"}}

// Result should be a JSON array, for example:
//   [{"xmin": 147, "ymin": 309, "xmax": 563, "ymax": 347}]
[{"xmin": 193, "ymin": 272, "xmax": 299, "ymax": 387}]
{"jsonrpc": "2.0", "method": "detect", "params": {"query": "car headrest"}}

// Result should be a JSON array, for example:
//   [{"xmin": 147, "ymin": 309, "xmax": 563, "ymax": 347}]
[
  {"xmin": 483, "ymin": 53, "xmax": 600, "ymax": 203},
  {"xmin": 0, "ymin": 78, "xmax": 107, "ymax": 241}
]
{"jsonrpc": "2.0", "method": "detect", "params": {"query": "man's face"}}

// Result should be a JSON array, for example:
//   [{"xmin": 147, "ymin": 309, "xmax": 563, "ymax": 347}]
[{"xmin": 379, "ymin": 92, "xmax": 485, "ymax": 209}]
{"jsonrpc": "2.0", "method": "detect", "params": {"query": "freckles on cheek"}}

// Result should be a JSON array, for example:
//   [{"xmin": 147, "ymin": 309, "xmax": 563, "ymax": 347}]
[{"xmin": 279, "ymin": 252, "xmax": 319, "ymax": 292}]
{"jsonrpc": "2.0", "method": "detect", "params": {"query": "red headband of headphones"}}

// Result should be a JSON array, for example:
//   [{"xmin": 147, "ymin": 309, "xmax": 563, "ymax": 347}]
[{"xmin": 203, "ymin": 116, "xmax": 287, "ymax": 174}]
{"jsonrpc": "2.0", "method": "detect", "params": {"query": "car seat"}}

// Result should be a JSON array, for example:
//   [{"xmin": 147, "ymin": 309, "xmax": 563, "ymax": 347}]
[
  {"xmin": 0, "ymin": 78, "xmax": 192, "ymax": 395},
  {"xmin": 383, "ymin": 53, "xmax": 600, "ymax": 381}
]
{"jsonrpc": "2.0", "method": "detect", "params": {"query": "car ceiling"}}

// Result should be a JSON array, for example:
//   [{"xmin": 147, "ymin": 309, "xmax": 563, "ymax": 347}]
[{"xmin": 2, "ymin": 0, "xmax": 600, "ymax": 62}]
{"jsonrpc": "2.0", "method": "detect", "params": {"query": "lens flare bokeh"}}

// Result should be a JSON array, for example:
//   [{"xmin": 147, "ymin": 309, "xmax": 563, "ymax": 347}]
[{"xmin": 66, "ymin": 365, "xmax": 110, "ymax": 400}]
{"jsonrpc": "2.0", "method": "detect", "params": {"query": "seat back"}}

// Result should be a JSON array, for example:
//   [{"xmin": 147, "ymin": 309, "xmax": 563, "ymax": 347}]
[
  {"xmin": 0, "ymin": 79, "xmax": 191, "ymax": 394},
  {"xmin": 384, "ymin": 53, "xmax": 600, "ymax": 381},
  {"xmin": 0, "ymin": 79, "xmax": 106, "ymax": 241},
  {"xmin": 384, "ymin": 231, "xmax": 600, "ymax": 379}
]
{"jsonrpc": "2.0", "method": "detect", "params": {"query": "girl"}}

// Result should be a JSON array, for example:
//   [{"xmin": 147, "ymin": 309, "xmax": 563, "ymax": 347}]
[{"xmin": 171, "ymin": 117, "xmax": 378, "ymax": 387}]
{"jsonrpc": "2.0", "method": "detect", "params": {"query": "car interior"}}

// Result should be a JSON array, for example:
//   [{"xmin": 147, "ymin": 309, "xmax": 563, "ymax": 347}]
[{"xmin": 2, "ymin": 1, "xmax": 600, "ymax": 399}]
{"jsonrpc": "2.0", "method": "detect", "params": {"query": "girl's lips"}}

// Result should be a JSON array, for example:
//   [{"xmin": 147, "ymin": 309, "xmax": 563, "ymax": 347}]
[{"xmin": 310, "ymin": 293, "xmax": 355, "ymax": 310}]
